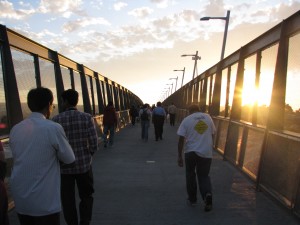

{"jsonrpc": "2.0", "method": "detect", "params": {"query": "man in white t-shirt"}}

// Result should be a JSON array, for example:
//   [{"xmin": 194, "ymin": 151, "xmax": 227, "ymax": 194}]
[
  {"xmin": 177, "ymin": 104, "xmax": 216, "ymax": 212},
  {"xmin": 168, "ymin": 103, "xmax": 177, "ymax": 126}
]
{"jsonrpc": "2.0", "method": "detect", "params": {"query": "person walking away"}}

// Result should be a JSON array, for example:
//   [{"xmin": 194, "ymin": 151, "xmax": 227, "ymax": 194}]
[
  {"xmin": 152, "ymin": 102, "xmax": 166, "ymax": 141},
  {"xmin": 129, "ymin": 105, "xmax": 138, "ymax": 126},
  {"xmin": 0, "ymin": 141, "xmax": 9, "ymax": 225},
  {"xmin": 139, "ymin": 104, "xmax": 151, "ymax": 142},
  {"xmin": 168, "ymin": 102, "xmax": 177, "ymax": 126},
  {"xmin": 52, "ymin": 89, "xmax": 99, "ymax": 225},
  {"xmin": 177, "ymin": 104, "xmax": 216, "ymax": 212},
  {"xmin": 102, "ymin": 101, "xmax": 118, "ymax": 148},
  {"xmin": 10, "ymin": 87, "xmax": 75, "ymax": 225}
]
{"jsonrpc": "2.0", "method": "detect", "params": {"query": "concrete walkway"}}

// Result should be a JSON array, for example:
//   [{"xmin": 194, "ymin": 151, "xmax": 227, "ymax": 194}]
[{"xmin": 9, "ymin": 121, "xmax": 300, "ymax": 225}]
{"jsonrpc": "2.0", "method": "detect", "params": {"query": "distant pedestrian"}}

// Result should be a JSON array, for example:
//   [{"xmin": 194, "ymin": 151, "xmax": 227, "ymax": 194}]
[
  {"xmin": 152, "ymin": 102, "xmax": 166, "ymax": 141},
  {"xmin": 129, "ymin": 105, "xmax": 138, "ymax": 126},
  {"xmin": 10, "ymin": 87, "xmax": 75, "ymax": 225},
  {"xmin": 177, "ymin": 104, "xmax": 216, "ymax": 212},
  {"xmin": 52, "ymin": 89, "xmax": 99, "ymax": 225},
  {"xmin": 0, "ymin": 142, "xmax": 9, "ymax": 225},
  {"xmin": 103, "ymin": 101, "xmax": 118, "ymax": 148},
  {"xmin": 139, "ymin": 104, "xmax": 151, "ymax": 142},
  {"xmin": 168, "ymin": 102, "xmax": 177, "ymax": 126}
]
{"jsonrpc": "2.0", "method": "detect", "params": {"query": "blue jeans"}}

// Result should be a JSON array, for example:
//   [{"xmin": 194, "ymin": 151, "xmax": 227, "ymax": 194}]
[
  {"xmin": 141, "ymin": 120, "xmax": 150, "ymax": 140},
  {"xmin": 103, "ymin": 125, "xmax": 115, "ymax": 146},
  {"xmin": 185, "ymin": 152, "xmax": 212, "ymax": 202}
]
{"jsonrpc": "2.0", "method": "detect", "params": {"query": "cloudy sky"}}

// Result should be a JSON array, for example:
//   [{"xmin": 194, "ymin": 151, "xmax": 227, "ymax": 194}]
[{"xmin": 0, "ymin": 0, "xmax": 299, "ymax": 104}]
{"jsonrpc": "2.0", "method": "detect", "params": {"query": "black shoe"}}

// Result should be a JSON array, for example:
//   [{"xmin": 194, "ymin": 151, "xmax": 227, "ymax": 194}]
[
  {"xmin": 104, "ymin": 143, "xmax": 107, "ymax": 148},
  {"xmin": 204, "ymin": 193, "xmax": 212, "ymax": 212}
]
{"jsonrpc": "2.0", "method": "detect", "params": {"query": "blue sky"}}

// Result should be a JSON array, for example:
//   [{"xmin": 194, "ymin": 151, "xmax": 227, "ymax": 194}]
[{"xmin": 1, "ymin": 0, "xmax": 299, "ymax": 104}]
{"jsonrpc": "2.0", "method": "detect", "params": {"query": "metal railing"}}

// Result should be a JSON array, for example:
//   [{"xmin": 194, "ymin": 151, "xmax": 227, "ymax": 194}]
[
  {"xmin": 164, "ymin": 11, "xmax": 300, "ymax": 218},
  {"xmin": 0, "ymin": 24, "xmax": 143, "ymax": 209}
]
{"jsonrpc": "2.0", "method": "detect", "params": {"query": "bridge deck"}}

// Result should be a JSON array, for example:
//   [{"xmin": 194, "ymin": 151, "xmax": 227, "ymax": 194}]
[{"xmin": 8, "ymin": 122, "xmax": 299, "ymax": 225}]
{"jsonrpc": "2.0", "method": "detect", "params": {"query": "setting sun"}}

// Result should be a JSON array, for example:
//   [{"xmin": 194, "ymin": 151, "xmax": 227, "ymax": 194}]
[{"xmin": 242, "ymin": 70, "xmax": 274, "ymax": 107}]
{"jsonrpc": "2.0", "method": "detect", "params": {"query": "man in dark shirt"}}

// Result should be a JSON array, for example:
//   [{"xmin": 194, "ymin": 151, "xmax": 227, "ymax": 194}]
[
  {"xmin": 152, "ymin": 102, "xmax": 166, "ymax": 141},
  {"xmin": 52, "ymin": 89, "xmax": 98, "ymax": 225},
  {"xmin": 102, "ymin": 101, "xmax": 118, "ymax": 148}
]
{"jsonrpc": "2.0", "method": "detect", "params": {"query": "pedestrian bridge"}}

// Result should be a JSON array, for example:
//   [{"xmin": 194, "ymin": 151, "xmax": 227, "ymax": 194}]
[
  {"xmin": 8, "ymin": 122, "xmax": 300, "ymax": 225},
  {"xmin": 1, "ymin": 9, "xmax": 300, "ymax": 224}
]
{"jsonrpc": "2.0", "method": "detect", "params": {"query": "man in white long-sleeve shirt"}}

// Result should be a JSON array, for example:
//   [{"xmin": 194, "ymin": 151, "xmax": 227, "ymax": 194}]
[{"xmin": 9, "ymin": 87, "xmax": 75, "ymax": 225}]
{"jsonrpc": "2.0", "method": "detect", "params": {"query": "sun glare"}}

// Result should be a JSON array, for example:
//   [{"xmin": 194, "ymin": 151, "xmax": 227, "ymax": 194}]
[
  {"xmin": 242, "ymin": 86, "xmax": 258, "ymax": 106},
  {"xmin": 242, "ymin": 71, "xmax": 273, "ymax": 107}
]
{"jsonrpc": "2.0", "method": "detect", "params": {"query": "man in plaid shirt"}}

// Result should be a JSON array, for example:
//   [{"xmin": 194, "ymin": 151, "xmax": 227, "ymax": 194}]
[{"xmin": 52, "ymin": 89, "xmax": 98, "ymax": 225}]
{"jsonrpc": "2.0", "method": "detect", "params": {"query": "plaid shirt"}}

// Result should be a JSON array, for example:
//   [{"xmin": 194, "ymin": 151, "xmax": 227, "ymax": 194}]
[{"xmin": 52, "ymin": 108, "xmax": 98, "ymax": 174}]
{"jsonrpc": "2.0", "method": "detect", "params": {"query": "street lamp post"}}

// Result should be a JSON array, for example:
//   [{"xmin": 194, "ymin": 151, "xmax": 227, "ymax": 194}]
[
  {"xmin": 164, "ymin": 87, "xmax": 170, "ymax": 97},
  {"xmin": 200, "ymin": 10, "xmax": 230, "ymax": 61},
  {"xmin": 166, "ymin": 83, "xmax": 173, "ymax": 95},
  {"xmin": 174, "ymin": 67, "xmax": 185, "ymax": 88},
  {"xmin": 181, "ymin": 51, "xmax": 201, "ymax": 80},
  {"xmin": 169, "ymin": 77, "xmax": 178, "ymax": 92},
  {"xmin": 161, "ymin": 91, "xmax": 168, "ymax": 101}
]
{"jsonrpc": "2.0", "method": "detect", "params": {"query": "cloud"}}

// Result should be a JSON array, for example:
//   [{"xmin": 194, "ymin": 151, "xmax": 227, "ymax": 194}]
[
  {"xmin": 59, "ymin": 9, "xmax": 205, "ymax": 62},
  {"xmin": 150, "ymin": 0, "xmax": 170, "ymax": 8},
  {"xmin": 90, "ymin": 0, "xmax": 104, "ymax": 10},
  {"xmin": 269, "ymin": 1, "xmax": 300, "ymax": 21},
  {"xmin": 128, "ymin": 7, "xmax": 154, "ymax": 18},
  {"xmin": 7, "ymin": 0, "xmax": 296, "ymax": 66},
  {"xmin": 113, "ymin": 2, "xmax": 128, "ymax": 11},
  {"xmin": 9, "ymin": 26, "xmax": 66, "ymax": 49},
  {"xmin": 38, "ymin": 0, "xmax": 86, "ymax": 17},
  {"xmin": 0, "ymin": 0, "xmax": 34, "ymax": 20},
  {"xmin": 62, "ymin": 17, "xmax": 111, "ymax": 33},
  {"xmin": 0, "ymin": 0, "xmax": 86, "ymax": 21},
  {"xmin": 203, "ymin": 0, "xmax": 226, "ymax": 15}
]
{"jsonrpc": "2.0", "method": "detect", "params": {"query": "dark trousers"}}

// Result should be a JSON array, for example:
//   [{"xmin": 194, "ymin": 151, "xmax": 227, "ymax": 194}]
[
  {"xmin": 130, "ymin": 116, "xmax": 136, "ymax": 125},
  {"xmin": 169, "ymin": 113, "xmax": 175, "ymax": 126},
  {"xmin": 141, "ymin": 120, "xmax": 150, "ymax": 140},
  {"xmin": 153, "ymin": 115, "xmax": 164, "ymax": 140},
  {"xmin": 185, "ymin": 152, "xmax": 212, "ymax": 202},
  {"xmin": 61, "ymin": 168, "xmax": 94, "ymax": 225},
  {"xmin": 17, "ymin": 212, "xmax": 60, "ymax": 225},
  {"xmin": 103, "ymin": 125, "xmax": 115, "ymax": 146}
]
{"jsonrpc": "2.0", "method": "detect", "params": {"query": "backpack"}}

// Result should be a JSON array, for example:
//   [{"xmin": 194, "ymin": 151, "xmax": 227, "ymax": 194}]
[{"xmin": 141, "ymin": 109, "xmax": 149, "ymax": 121}]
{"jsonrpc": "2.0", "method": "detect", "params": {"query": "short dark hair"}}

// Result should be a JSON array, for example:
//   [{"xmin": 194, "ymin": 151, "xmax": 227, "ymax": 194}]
[
  {"xmin": 157, "ymin": 102, "xmax": 162, "ymax": 107},
  {"xmin": 61, "ymin": 89, "xmax": 79, "ymax": 106},
  {"xmin": 27, "ymin": 87, "xmax": 53, "ymax": 112},
  {"xmin": 188, "ymin": 104, "xmax": 200, "ymax": 114}
]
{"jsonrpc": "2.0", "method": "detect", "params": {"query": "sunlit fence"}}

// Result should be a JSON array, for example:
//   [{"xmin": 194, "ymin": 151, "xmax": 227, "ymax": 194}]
[
  {"xmin": 164, "ymin": 11, "xmax": 300, "ymax": 218},
  {"xmin": 0, "ymin": 24, "xmax": 143, "ymax": 208}
]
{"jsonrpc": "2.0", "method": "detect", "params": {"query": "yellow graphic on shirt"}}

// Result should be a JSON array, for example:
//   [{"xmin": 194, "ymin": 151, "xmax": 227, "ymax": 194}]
[{"xmin": 194, "ymin": 120, "xmax": 208, "ymax": 134}]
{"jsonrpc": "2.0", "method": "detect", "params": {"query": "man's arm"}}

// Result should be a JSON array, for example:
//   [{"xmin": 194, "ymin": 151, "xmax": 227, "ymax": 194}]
[
  {"xmin": 53, "ymin": 124, "xmax": 75, "ymax": 164},
  {"xmin": 177, "ymin": 136, "xmax": 185, "ymax": 167}
]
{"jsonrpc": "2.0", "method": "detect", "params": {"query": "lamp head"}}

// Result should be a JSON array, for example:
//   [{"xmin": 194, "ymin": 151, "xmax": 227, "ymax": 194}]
[
  {"xmin": 192, "ymin": 56, "xmax": 201, "ymax": 60},
  {"xmin": 200, "ymin": 17, "xmax": 210, "ymax": 21}
]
